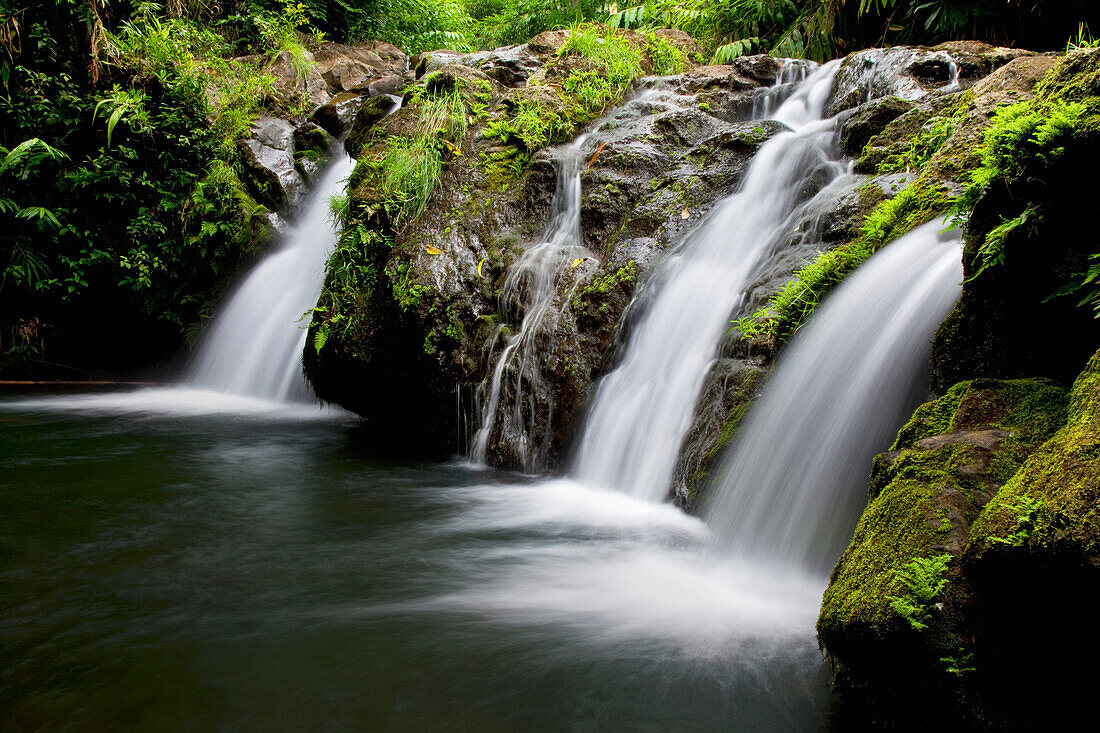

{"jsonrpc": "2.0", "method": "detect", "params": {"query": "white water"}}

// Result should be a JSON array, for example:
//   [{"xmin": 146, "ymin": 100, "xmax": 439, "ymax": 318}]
[
  {"xmin": 470, "ymin": 137, "xmax": 589, "ymax": 470},
  {"xmin": 706, "ymin": 219, "xmax": 963, "ymax": 573},
  {"xmin": 188, "ymin": 152, "xmax": 356, "ymax": 402},
  {"xmin": 571, "ymin": 61, "xmax": 844, "ymax": 501}
]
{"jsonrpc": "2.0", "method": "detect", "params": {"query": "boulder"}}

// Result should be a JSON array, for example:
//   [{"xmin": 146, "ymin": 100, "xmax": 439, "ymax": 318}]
[
  {"xmin": 342, "ymin": 95, "xmax": 399, "ymax": 158},
  {"xmin": 238, "ymin": 115, "xmax": 306, "ymax": 211},
  {"xmin": 827, "ymin": 44, "xmax": 1033, "ymax": 117},
  {"xmin": 818, "ymin": 377, "xmax": 1070, "ymax": 727},
  {"xmin": 313, "ymin": 40, "xmax": 407, "ymax": 94},
  {"xmin": 311, "ymin": 91, "xmax": 367, "ymax": 137},
  {"xmin": 268, "ymin": 49, "xmax": 330, "ymax": 108}
]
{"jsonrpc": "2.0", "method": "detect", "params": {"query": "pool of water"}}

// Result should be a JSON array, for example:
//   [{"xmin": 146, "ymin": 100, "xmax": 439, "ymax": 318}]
[{"xmin": 1, "ymin": 388, "xmax": 834, "ymax": 731}]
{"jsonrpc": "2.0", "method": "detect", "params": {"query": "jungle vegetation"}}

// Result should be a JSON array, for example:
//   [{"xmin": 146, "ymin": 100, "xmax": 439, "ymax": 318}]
[{"xmin": 0, "ymin": 0, "xmax": 1095, "ymax": 376}]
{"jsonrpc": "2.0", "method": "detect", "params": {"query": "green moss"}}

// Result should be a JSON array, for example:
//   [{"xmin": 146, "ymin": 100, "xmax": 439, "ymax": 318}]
[
  {"xmin": 819, "ymin": 378, "xmax": 1069, "ymax": 648},
  {"xmin": 1032, "ymin": 48, "xmax": 1100, "ymax": 130},
  {"xmin": 389, "ymin": 259, "xmax": 430, "ymax": 312},
  {"xmin": 820, "ymin": 469, "xmax": 947, "ymax": 641},
  {"xmin": 483, "ymin": 25, "xmax": 646, "ymax": 163},
  {"xmin": 968, "ymin": 349, "xmax": 1100, "ymax": 559},
  {"xmin": 892, "ymin": 378, "xmax": 1068, "ymax": 449},
  {"xmin": 960, "ymin": 51, "xmax": 1099, "ymax": 285},
  {"xmin": 742, "ymin": 179, "xmax": 953, "ymax": 349},
  {"xmin": 571, "ymin": 260, "xmax": 637, "ymax": 316},
  {"xmin": 874, "ymin": 114, "xmax": 959, "ymax": 175}
]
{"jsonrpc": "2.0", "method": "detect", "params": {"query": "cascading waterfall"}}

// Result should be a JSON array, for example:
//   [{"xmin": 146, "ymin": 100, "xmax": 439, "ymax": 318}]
[
  {"xmin": 188, "ymin": 151, "xmax": 355, "ymax": 403},
  {"xmin": 570, "ymin": 60, "xmax": 845, "ymax": 501},
  {"xmin": 470, "ymin": 137, "xmax": 589, "ymax": 470},
  {"xmin": 705, "ymin": 218, "xmax": 963, "ymax": 574}
]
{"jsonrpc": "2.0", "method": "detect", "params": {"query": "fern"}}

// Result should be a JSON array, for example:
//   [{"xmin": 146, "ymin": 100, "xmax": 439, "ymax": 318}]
[
  {"xmin": 711, "ymin": 36, "xmax": 759, "ymax": 63},
  {"xmin": 887, "ymin": 553, "xmax": 952, "ymax": 631}
]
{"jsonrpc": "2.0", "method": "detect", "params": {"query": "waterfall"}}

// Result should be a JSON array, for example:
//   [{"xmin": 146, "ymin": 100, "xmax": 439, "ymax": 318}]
[
  {"xmin": 705, "ymin": 219, "xmax": 963, "ymax": 574},
  {"xmin": 569, "ymin": 60, "xmax": 844, "ymax": 501},
  {"xmin": 470, "ymin": 137, "xmax": 589, "ymax": 470},
  {"xmin": 188, "ymin": 152, "xmax": 356, "ymax": 403}
]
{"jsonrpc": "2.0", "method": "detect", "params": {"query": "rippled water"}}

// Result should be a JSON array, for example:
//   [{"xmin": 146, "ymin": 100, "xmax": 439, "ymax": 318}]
[{"xmin": 1, "ymin": 391, "xmax": 833, "ymax": 731}]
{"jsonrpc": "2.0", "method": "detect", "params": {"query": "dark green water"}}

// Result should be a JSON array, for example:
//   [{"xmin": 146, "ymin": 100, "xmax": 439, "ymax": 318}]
[{"xmin": 1, "ymin": 389, "xmax": 833, "ymax": 731}]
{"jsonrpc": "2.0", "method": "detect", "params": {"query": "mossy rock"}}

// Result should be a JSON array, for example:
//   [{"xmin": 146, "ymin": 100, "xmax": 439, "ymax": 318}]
[
  {"xmin": 672, "ymin": 358, "xmax": 769, "ymax": 510},
  {"xmin": 343, "ymin": 95, "xmax": 398, "ymax": 158},
  {"xmin": 820, "ymin": 378, "xmax": 1068, "ymax": 650},
  {"xmin": 839, "ymin": 95, "xmax": 917, "ymax": 159},
  {"xmin": 953, "ymin": 348, "xmax": 1100, "ymax": 729},
  {"xmin": 967, "ymin": 349, "xmax": 1100, "ymax": 562}
]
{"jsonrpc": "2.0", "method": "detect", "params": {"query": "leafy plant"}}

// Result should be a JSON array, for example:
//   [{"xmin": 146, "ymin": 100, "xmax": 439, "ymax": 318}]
[
  {"xmin": 1067, "ymin": 22, "xmax": 1100, "ymax": 51},
  {"xmin": 990, "ymin": 495, "xmax": 1042, "ymax": 547},
  {"xmin": 887, "ymin": 553, "xmax": 952, "ymax": 631},
  {"xmin": 0, "ymin": 138, "xmax": 67, "ymax": 293},
  {"xmin": 94, "ymin": 85, "xmax": 151, "ymax": 147}
]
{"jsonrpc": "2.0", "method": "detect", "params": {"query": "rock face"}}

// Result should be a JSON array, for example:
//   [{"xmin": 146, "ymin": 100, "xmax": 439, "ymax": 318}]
[
  {"xmin": 817, "ymin": 377, "xmax": 1072, "ymax": 727},
  {"xmin": 302, "ymin": 32, "xmax": 1054, "ymax": 482}
]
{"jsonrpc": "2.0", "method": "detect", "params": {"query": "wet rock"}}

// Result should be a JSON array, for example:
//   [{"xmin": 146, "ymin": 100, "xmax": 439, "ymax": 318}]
[
  {"xmin": 239, "ymin": 116, "xmax": 306, "ymax": 211},
  {"xmin": 311, "ymin": 91, "xmax": 367, "ymax": 137},
  {"xmin": 732, "ymin": 54, "xmax": 782, "ymax": 85},
  {"xmin": 292, "ymin": 121, "xmax": 334, "ymax": 183},
  {"xmin": 671, "ymin": 357, "xmax": 769, "ymax": 508},
  {"xmin": 838, "ymin": 96, "xmax": 916, "ymax": 157},
  {"xmin": 827, "ymin": 44, "xmax": 1033, "ymax": 117}
]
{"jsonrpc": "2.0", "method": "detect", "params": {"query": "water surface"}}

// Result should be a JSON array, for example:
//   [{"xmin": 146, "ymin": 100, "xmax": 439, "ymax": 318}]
[{"xmin": 1, "ymin": 391, "xmax": 832, "ymax": 731}]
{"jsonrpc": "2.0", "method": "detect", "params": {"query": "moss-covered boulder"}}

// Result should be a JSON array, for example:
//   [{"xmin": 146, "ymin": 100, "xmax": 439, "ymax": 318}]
[
  {"xmin": 957, "ymin": 349, "xmax": 1100, "ymax": 728},
  {"xmin": 818, "ymin": 377, "xmax": 1069, "ymax": 726}
]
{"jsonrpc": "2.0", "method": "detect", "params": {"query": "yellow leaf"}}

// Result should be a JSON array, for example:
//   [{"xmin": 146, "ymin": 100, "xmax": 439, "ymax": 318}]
[
  {"xmin": 681, "ymin": 207, "xmax": 690, "ymax": 219},
  {"xmin": 571, "ymin": 258, "xmax": 585, "ymax": 268},
  {"xmin": 425, "ymin": 245, "xmax": 443, "ymax": 255},
  {"xmin": 442, "ymin": 139, "xmax": 463, "ymax": 156},
  {"xmin": 477, "ymin": 258, "xmax": 485, "ymax": 277}
]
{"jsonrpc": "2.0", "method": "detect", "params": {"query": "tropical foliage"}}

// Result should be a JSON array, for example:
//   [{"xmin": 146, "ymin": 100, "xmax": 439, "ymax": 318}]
[{"xmin": 0, "ymin": 0, "xmax": 1095, "ymax": 374}]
